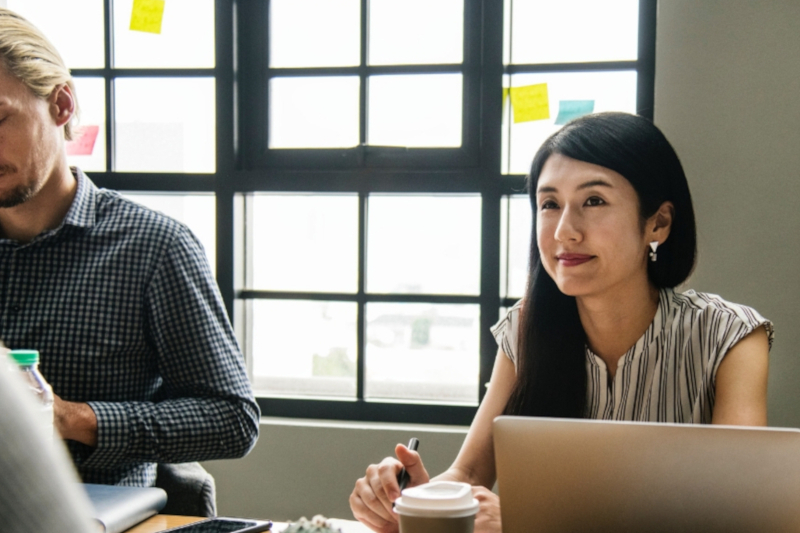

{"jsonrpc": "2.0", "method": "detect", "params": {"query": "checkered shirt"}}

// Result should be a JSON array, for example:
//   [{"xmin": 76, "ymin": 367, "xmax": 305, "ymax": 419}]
[{"xmin": 0, "ymin": 168, "xmax": 260, "ymax": 486}]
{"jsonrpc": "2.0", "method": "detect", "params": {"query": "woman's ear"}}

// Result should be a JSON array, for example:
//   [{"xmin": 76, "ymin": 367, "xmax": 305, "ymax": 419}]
[{"xmin": 648, "ymin": 201, "xmax": 674, "ymax": 245}]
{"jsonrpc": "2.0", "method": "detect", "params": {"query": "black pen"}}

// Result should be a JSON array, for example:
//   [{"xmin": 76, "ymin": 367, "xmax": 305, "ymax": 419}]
[{"xmin": 396, "ymin": 437, "xmax": 420, "ymax": 493}]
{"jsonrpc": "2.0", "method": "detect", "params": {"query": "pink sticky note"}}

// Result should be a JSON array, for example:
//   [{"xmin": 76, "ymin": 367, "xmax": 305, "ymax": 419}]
[{"xmin": 66, "ymin": 125, "xmax": 100, "ymax": 156}]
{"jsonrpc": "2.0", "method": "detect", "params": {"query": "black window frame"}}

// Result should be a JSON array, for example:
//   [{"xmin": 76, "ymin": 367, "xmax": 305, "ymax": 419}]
[{"xmin": 86, "ymin": 0, "xmax": 657, "ymax": 426}]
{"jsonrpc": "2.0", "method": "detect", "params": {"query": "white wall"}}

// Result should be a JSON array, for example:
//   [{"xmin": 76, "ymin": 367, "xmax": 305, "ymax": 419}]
[
  {"xmin": 653, "ymin": 0, "xmax": 800, "ymax": 428},
  {"xmin": 207, "ymin": 0, "xmax": 800, "ymax": 520},
  {"xmin": 204, "ymin": 419, "xmax": 467, "ymax": 521}
]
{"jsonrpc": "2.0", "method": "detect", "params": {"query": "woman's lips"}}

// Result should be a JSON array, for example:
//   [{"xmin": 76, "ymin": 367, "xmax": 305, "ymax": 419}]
[{"xmin": 556, "ymin": 253, "xmax": 594, "ymax": 267}]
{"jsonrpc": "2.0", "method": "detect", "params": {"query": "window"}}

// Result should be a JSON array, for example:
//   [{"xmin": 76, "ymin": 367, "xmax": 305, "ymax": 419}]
[{"xmin": 16, "ymin": 0, "xmax": 655, "ymax": 425}]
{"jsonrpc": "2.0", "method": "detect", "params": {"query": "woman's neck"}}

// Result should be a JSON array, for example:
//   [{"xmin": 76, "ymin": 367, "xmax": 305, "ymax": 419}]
[{"xmin": 576, "ymin": 279, "xmax": 660, "ymax": 377}]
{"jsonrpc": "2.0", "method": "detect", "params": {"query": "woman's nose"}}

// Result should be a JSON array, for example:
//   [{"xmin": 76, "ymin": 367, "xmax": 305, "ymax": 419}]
[{"xmin": 554, "ymin": 207, "xmax": 583, "ymax": 243}]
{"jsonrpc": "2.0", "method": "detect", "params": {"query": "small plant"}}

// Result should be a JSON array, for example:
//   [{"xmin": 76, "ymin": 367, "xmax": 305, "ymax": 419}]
[{"xmin": 282, "ymin": 515, "xmax": 342, "ymax": 533}]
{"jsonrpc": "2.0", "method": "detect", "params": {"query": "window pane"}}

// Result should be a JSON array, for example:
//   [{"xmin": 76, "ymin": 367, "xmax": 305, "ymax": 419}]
[
  {"xmin": 508, "ymin": 0, "xmax": 639, "ymax": 64},
  {"xmin": 250, "ymin": 194, "xmax": 359, "ymax": 293},
  {"xmin": 501, "ymin": 71, "xmax": 637, "ymax": 174},
  {"xmin": 367, "ymin": 195, "xmax": 480, "ymax": 295},
  {"xmin": 8, "ymin": 0, "xmax": 105, "ymax": 68},
  {"xmin": 368, "ymin": 74, "xmax": 462, "ymax": 148},
  {"xmin": 113, "ymin": 0, "xmax": 214, "ymax": 68},
  {"xmin": 120, "ymin": 193, "xmax": 217, "ymax": 275},
  {"xmin": 366, "ymin": 303, "xmax": 479, "ymax": 404},
  {"xmin": 500, "ymin": 195, "xmax": 531, "ymax": 300},
  {"xmin": 270, "ymin": 0, "xmax": 360, "ymax": 68},
  {"xmin": 115, "ymin": 78, "xmax": 215, "ymax": 173},
  {"xmin": 369, "ymin": 0, "xmax": 463, "ymax": 66},
  {"xmin": 67, "ymin": 77, "xmax": 106, "ymax": 172},
  {"xmin": 251, "ymin": 300, "xmax": 357, "ymax": 399},
  {"xmin": 269, "ymin": 76, "xmax": 360, "ymax": 149}
]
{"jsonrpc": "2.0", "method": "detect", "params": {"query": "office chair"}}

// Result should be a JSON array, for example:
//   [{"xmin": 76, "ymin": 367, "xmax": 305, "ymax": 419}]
[{"xmin": 155, "ymin": 462, "xmax": 217, "ymax": 517}]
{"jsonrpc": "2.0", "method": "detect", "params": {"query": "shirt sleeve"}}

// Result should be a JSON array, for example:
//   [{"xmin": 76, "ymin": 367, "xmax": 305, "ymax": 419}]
[
  {"xmin": 83, "ymin": 225, "xmax": 260, "ymax": 469},
  {"xmin": 709, "ymin": 302, "xmax": 774, "ymax": 379},
  {"xmin": 490, "ymin": 300, "xmax": 524, "ymax": 372}
]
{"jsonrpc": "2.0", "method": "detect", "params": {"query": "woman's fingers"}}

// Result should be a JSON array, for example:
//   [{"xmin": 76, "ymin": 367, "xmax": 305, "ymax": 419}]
[
  {"xmin": 349, "ymin": 489, "xmax": 399, "ymax": 533},
  {"xmin": 370, "ymin": 459, "xmax": 401, "ymax": 516},
  {"xmin": 392, "ymin": 444, "xmax": 430, "ymax": 495},
  {"xmin": 472, "ymin": 486, "xmax": 502, "ymax": 533}
]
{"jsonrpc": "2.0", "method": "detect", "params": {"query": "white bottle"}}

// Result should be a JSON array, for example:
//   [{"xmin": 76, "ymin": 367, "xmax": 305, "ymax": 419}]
[{"xmin": 8, "ymin": 349, "xmax": 54, "ymax": 437}]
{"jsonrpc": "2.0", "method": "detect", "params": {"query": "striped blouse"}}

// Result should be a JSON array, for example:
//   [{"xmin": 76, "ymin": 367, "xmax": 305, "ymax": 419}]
[{"xmin": 491, "ymin": 289, "xmax": 774, "ymax": 423}]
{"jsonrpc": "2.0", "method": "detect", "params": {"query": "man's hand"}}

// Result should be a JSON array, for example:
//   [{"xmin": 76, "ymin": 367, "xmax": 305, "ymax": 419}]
[
  {"xmin": 53, "ymin": 394, "xmax": 98, "ymax": 447},
  {"xmin": 472, "ymin": 486, "xmax": 502, "ymax": 533}
]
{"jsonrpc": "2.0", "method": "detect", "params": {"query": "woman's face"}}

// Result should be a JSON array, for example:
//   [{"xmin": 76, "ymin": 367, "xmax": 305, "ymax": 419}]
[{"xmin": 535, "ymin": 153, "xmax": 653, "ymax": 299}]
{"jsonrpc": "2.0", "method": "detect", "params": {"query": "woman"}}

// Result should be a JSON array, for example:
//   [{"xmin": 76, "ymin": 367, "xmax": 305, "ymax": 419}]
[{"xmin": 349, "ymin": 112, "xmax": 773, "ymax": 533}]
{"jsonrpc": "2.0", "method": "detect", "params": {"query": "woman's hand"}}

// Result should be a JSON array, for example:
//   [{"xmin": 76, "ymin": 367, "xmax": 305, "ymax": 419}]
[
  {"xmin": 472, "ymin": 486, "xmax": 502, "ymax": 533},
  {"xmin": 350, "ymin": 443, "xmax": 430, "ymax": 533}
]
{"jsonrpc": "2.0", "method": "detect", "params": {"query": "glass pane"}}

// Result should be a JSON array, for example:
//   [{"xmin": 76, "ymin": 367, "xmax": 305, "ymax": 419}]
[
  {"xmin": 269, "ymin": 76, "xmax": 360, "ymax": 149},
  {"xmin": 270, "ymin": 0, "xmax": 360, "ymax": 68},
  {"xmin": 251, "ymin": 300, "xmax": 357, "ymax": 399},
  {"xmin": 501, "ymin": 71, "xmax": 637, "ymax": 174},
  {"xmin": 365, "ymin": 303, "xmax": 479, "ymax": 404},
  {"xmin": 114, "ymin": 78, "xmax": 215, "ymax": 173},
  {"xmin": 250, "ymin": 194, "xmax": 359, "ymax": 293},
  {"xmin": 67, "ymin": 77, "xmax": 106, "ymax": 172},
  {"xmin": 8, "ymin": 0, "xmax": 105, "ymax": 68},
  {"xmin": 369, "ymin": 0, "xmax": 463, "ymax": 66},
  {"xmin": 367, "ymin": 195, "xmax": 481, "ymax": 295},
  {"xmin": 113, "ymin": 0, "xmax": 214, "ymax": 68},
  {"xmin": 500, "ymin": 195, "xmax": 531, "ymax": 300},
  {"xmin": 368, "ymin": 74, "xmax": 462, "ymax": 148},
  {"xmin": 509, "ymin": 0, "xmax": 639, "ymax": 64},
  {"xmin": 120, "ymin": 193, "xmax": 216, "ymax": 275}
]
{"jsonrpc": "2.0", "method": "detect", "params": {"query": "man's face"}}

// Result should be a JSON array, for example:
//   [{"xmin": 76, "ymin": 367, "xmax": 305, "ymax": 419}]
[{"xmin": 0, "ymin": 67, "xmax": 63, "ymax": 208}]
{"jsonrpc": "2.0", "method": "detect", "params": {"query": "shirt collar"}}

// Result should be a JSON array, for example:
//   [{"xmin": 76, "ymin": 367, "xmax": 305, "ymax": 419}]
[{"xmin": 61, "ymin": 167, "xmax": 98, "ymax": 229}]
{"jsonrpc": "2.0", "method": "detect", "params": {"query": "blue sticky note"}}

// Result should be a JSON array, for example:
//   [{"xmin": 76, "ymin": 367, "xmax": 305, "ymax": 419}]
[{"xmin": 554, "ymin": 100, "xmax": 595, "ymax": 125}]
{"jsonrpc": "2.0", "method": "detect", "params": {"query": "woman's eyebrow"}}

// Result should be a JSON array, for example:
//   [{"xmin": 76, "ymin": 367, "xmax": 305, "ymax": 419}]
[
  {"xmin": 536, "ymin": 179, "xmax": 613, "ymax": 195},
  {"xmin": 577, "ymin": 179, "xmax": 613, "ymax": 190}
]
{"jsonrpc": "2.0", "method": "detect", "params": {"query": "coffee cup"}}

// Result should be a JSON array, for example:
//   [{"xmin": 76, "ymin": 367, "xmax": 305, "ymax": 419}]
[{"xmin": 394, "ymin": 481, "xmax": 480, "ymax": 533}]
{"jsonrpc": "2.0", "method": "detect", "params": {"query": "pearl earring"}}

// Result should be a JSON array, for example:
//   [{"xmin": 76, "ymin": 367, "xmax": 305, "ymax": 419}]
[{"xmin": 649, "ymin": 241, "xmax": 659, "ymax": 262}]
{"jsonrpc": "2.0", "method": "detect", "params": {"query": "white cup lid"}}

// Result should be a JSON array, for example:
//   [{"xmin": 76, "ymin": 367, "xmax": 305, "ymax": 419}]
[{"xmin": 394, "ymin": 481, "xmax": 480, "ymax": 518}]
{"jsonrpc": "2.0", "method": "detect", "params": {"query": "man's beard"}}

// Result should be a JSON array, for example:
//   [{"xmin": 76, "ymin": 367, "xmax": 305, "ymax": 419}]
[{"xmin": 0, "ymin": 167, "xmax": 38, "ymax": 209}]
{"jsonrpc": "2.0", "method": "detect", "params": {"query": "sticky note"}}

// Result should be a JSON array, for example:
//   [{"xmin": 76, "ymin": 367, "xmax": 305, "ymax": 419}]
[
  {"xmin": 130, "ymin": 0, "xmax": 165, "ymax": 34},
  {"xmin": 502, "ymin": 87, "xmax": 510, "ymax": 114},
  {"xmin": 66, "ymin": 125, "xmax": 100, "ymax": 156},
  {"xmin": 510, "ymin": 84, "xmax": 550, "ymax": 123},
  {"xmin": 555, "ymin": 100, "xmax": 595, "ymax": 125}
]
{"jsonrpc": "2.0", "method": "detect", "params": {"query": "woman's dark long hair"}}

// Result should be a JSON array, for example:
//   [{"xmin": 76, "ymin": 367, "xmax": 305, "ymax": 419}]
[{"xmin": 503, "ymin": 112, "xmax": 697, "ymax": 418}]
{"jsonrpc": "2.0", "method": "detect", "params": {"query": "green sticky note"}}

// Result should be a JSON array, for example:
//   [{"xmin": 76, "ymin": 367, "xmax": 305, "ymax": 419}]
[
  {"xmin": 555, "ymin": 100, "xmax": 595, "ymax": 125},
  {"xmin": 130, "ymin": 0, "xmax": 165, "ymax": 34},
  {"xmin": 510, "ymin": 84, "xmax": 550, "ymax": 123}
]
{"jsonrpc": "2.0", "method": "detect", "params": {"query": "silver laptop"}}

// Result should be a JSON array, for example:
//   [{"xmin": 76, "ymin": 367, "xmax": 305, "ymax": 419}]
[{"xmin": 494, "ymin": 416, "xmax": 800, "ymax": 533}]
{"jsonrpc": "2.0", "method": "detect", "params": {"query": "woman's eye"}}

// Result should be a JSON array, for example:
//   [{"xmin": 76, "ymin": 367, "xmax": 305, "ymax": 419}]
[
  {"xmin": 585, "ymin": 196, "xmax": 605, "ymax": 207},
  {"xmin": 540, "ymin": 200, "xmax": 558, "ymax": 210}
]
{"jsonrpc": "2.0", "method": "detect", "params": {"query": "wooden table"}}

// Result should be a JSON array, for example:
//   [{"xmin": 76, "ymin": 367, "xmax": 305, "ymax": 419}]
[{"xmin": 126, "ymin": 515, "xmax": 373, "ymax": 533}]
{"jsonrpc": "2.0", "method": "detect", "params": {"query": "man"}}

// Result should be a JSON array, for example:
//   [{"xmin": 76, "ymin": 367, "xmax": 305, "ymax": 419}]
[{"xmin": 0, "ymin": 8, "xmax": 259, "ymax": 486}]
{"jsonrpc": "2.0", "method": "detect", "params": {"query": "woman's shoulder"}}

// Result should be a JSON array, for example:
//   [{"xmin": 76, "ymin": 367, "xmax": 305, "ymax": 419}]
[
  {"xmin": 669, "ymin": 289, "xmax": 762, "ymax": 318},
  {"xmin": 491, "ymin": 300, "xmax": 525, "ymax": 365},
  {"xmin": 666, "ymin": 288, "xmax": 774, "ymax": 347}
]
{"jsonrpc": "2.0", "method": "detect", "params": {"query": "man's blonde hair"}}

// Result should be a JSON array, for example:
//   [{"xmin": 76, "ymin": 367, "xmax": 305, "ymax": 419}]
[{"xmin": 0, "ymin": 8, "xmax": 79, "ymax": 140}]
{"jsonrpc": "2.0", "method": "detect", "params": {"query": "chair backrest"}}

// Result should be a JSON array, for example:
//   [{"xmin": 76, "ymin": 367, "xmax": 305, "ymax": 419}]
[{"xmin": 155, "ymin": 462, "xmax": 217, "ymax": 517}]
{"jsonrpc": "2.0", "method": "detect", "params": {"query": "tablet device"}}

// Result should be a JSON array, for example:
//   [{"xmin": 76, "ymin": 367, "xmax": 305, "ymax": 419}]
[{"xmin": 161, "ymin": 517, "xmax": 272, "ymax": 533}]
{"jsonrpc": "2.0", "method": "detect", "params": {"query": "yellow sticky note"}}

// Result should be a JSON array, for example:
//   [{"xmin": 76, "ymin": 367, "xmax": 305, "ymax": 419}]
[
  {"xmin": 130, "ymin": 0, "xmax": 165, "ymax": 34},
  {"xmin": 510, "ymin": 83, "xmax": 550, "ymax": 123}
]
